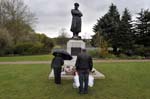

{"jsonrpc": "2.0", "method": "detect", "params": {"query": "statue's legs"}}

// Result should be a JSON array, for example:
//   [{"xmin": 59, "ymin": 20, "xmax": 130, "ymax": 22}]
[
  {"xmin": 73, "ymin": 32, "xmax": 79, "ymax": 37},
  {"xmin": 73, "ymin": 32, "xmax": 76, "ymax": 37}
]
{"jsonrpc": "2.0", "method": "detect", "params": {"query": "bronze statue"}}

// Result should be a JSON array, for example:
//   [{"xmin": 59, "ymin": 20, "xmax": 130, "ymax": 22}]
[{"xmin": 70, "ymin": 3, "xmax": 83, "ymax": 38}]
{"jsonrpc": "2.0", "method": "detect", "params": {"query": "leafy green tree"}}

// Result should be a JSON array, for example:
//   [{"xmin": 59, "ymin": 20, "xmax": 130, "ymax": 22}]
[
  {"xmin": 0, "ymin": 28, "xmax": 13, "ymax": 56},
  {"xmin": 91, "ymin": 30, "xmax": 101, "ymax": 47},
  {"xmin": 55, "ymin": 28, "xmax": 69, "ymax": 48},
  {"xmin": 0, "ymin": 0, "xmax": 56, "ymax": 55},
  {"xmin": 36, "ymin": 33, "xmax": 54, "ymax": 53},
  {"xmin": 0, "ymin": 0, "xmax": 36, "ymax": 44}
]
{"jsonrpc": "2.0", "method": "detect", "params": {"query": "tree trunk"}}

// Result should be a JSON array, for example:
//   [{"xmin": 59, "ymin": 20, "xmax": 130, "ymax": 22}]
[{"xmin": 113, "ymin": 46, "xmax": 118, "ymax": 55}]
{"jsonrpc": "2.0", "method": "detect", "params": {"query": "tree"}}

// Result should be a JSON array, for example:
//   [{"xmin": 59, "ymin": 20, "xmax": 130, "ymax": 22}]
[
  {"xmin": 0, "ymin": 0, "xmax": 36, "ymax": 44},
  {"xmin": 135, "ymin": 9, "xmax": 150, "ymax": 47},
  {"xmin": 119, "ymin": 8, "xmax": 134, "ymax": 51},
  {"xmin": 91, "ymin": 29, "xmax": 109, "ymax": 58},
  {"xmin": 0, "ymin": 0, "xmax": 56, "ymax": 55},
  {"xmin": 99, "ymin": 36, "xmax": 109, "ymax": 57},
  {"xmin": 91, "ymin": 29, "xmax": 101, "ymax": 47},
  {"xmin": 91, "ymin": 32, "xmax": 100, "ymax": 47},
  {"xmin": 93, "ymin": 3, "xmax": 120, "ymax": 54},
  {"xmin": 0, "ymin": 28, "xmax": 13, "ymax": 56},
  {"xmin": 35, "ymin": 33, "xmax": 54, "ymax": 53},
  {"xmin": 55, "ymin": 28, "xmax": 69, "ymax": 48}
]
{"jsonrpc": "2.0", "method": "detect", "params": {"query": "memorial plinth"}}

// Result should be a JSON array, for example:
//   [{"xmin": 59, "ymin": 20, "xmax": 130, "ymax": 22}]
[
  {"xmin": 67, "ymin": 40, "xmax": 85, "ymax": 56},
  {"xmin": 49, "ymin": 39, "xmax": 105, "ymax": 80}
]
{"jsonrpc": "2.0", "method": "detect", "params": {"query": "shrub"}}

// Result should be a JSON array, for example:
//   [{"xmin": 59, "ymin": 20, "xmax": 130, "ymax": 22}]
[
  {"xmin": 143, "ymin": 47, "xmax": 150, "ymax": 57},
  {"xmin": 88, "ymin": 49, "xmax": 100, "ymax": 58},
  {"xmin": 14, "ymin": 42, "xmax": 34, "ymax": 55},
  {"xmin": 99, "ymin": 48, "xmax": 109, "ymax": 58},
  {"xmin": 14, "ymin": 42, "xmax": 45, "ymax": 55},
  {"xmin": 129, "ymin": 55, "xmax": 144, "ymax": 59},
  {"xmin": 133, "ymin": 45, "xmax": 150, "ymax": 58},
  {"xmin": 105, "ymin": 54, "xmax": 117, "ymax": 59},
  {"xmin": 29, "ymin": 42, "xmax": 44, "ymax": 54}
]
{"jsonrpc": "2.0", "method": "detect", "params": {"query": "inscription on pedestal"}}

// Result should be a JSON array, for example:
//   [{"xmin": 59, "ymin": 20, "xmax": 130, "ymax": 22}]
[{"xmin": 71, "ymin": 47, "xmax": 81, "ymax": 56}]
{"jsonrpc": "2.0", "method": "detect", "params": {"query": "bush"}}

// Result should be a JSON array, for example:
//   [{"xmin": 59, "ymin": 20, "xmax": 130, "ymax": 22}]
[
  {"xmin": 14, "ymin": 42, "xmax": 44, "ymax": 55},
  {"xmin": 129, "ymin": 55, "xmax": 144, "ymax": 59},
  {"xmin": 143, "ymin": 47, "xmax": 150, "ymax": 58},
  {"xmin": 14, "ymin": 42, "xmax": 34, "ymax": 55},
  {"xmin": 88, "ymin": 49, "xmax": 100, "ymax": 58},
  {"xmin": 29, "ymin": 42, "xmax": 44, "ymax": 54},
  {"xmin": 36, "ymin": 33, "xmax": 54, "ymax": 53},
  {"xmin": 99, "ymin": 48, "xmax": 109, "ymax": 58},
  {"xmin": 118, "ymin": 54, "xmax": 128, "ymax": 59},
  {"xmin": 133, "ymin": 45, "xmax": 150, "ymax": 58},
  {"xmin": 105, "ymin": 54, "xmax": 117, "ymax": 59}
]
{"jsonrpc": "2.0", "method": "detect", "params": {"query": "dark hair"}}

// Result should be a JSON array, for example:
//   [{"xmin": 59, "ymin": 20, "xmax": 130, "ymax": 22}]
[{"xmin": 74, "ymin": 3, "xmax": 79, "ymax": 6}]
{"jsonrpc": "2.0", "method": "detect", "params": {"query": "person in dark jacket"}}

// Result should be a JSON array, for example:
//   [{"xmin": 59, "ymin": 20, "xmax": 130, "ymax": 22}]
[
  {"xmin": 75, "ymin": 48, "xmax": 93, "ymax": 94},
  {"xmin": 51, "ymin": 54, "xmax": 64, "ymax": 84}
]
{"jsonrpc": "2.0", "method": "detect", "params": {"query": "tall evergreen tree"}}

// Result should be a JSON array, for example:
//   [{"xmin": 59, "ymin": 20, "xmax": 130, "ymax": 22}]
[
  {"xmin": 93, "ymin": 3, "xmax": 120, "ymax": 54},
  {"xmin": 135, "ymin": 9, "xmax": 150, "ymax": 47},
  {"xmin": 119, "ymin": 8, "xmax": 134, "ymax": 51}
]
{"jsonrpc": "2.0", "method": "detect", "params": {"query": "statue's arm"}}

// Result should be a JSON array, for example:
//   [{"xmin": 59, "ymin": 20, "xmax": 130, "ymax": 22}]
[
  {"xmin": 71, "ymin": 9, "xmax": 83, "ymax": 17},
  {"xmin": 79, "ymin": 11, "xmax": 83, "ymax": 17}
]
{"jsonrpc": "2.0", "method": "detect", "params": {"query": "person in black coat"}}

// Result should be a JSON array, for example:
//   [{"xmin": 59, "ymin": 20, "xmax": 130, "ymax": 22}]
[
  {"xmin": 75, "ymin": 48, "xmax": 93, "ymax": 94},
  {"xmin": 51, "ymin": 54, "xmax": 64, "ymax": 84}
]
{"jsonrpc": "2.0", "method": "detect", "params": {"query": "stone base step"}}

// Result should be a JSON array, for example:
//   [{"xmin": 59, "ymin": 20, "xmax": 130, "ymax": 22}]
[{"xmin": 49, "ymin": 69, "xmax": 105, "ymax": 80}]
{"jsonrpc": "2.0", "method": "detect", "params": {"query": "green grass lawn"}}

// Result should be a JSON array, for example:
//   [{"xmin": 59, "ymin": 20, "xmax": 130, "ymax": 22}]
[
  {"xmin": 0, "ymin": 62, "xmax": 150, "ymax": 99},
  {"xmin": 0, "ymin": 55, "xmax": 53, "ymax": 62}
]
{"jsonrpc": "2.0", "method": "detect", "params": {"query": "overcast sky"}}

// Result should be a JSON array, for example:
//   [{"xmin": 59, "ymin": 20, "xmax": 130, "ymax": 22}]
[{"xmin": 24, "ymin": 0, "xmax": 150, "ymax": 38}]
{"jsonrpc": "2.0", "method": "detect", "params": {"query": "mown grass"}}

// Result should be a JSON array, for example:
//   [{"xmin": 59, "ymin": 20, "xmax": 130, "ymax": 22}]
[
  {"xmin": 0, "ymin": 55, "xmax": 53, "ymax": 62},
  {"xmin": 0, "ymin": 62, "xmax": 150, "ymax": 99}
]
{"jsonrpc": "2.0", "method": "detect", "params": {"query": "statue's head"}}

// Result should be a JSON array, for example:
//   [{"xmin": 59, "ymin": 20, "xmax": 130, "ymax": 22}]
[{"xmin": 74, "ymin": 3, "xmax": 79, "ymax": 9}]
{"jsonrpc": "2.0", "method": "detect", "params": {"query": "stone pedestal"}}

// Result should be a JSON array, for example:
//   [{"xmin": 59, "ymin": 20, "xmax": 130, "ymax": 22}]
[
  {"xmin": 67, "ymin": 40, "xmax": 85, "ymax": 56},
  {"xmin": 49, "ymin": 39, "xmax": 105, "ymax": 80},
  {"xmin": 64, "ymin": 40, "xmax": 85, "ymax": 66},
  {"xmin": 49, "ymin": 69, "xmax": 105, "ymax": 80}
]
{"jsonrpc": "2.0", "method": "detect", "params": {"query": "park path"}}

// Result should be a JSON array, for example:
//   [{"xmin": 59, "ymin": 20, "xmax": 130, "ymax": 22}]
[{"xmin": 0, "ymin": 59, "xmax": 150, "ymax": 64}]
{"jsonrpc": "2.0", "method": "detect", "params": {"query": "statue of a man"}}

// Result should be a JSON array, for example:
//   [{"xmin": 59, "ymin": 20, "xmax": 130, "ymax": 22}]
[{"xmin": 70, "ymin": 3, "xmax": 83, "ymax": 38}]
